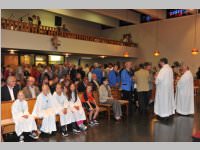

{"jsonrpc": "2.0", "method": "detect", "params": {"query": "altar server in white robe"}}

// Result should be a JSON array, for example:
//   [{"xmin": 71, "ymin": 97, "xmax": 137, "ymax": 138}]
[
  {"xmin": 32, "ymin": 84, "xmax": 57, "ymax": 134},
  {"xmin": 67, "ymin": 83, "xmax": 87, "ymax": 131},
  {"xmin": 12, "ymin": 91, "xmax": 39, "ymax": 142},
  {"xmin": 53, "ymin": 83, "xmax": 74, "ymax": 136},
  {"xmin": 154, "ymin": 58, "xmax": 175, "ymax": 118},
  {"xmin": 175, "ymin": 65, "xmax": 194, "ymax": 115}
]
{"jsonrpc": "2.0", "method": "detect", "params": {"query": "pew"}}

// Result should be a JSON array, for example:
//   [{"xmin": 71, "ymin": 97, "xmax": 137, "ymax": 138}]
[
  {"xmin": 1, "ymin": 92, "xmax": 111, "ymax": 135},
  {"xmin": 1, "ymin": 98, "xmax": 36, "ymax": 135},
  {"xmin": 111, "ymin": 88, "xmax": 129, "ymax": 116},
  {"xmin": 93, "ymin": 89, "xmax": 129, "ymax": 118},
  {"xmin": 78, "ymin": 92, "xmax": 111, "ymax": 121}
]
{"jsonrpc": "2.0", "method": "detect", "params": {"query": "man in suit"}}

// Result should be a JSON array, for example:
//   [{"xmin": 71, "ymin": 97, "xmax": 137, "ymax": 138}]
[
  {"xmin": 77, "ymin": 77, "xmax": 89, "ymax": 92},
  {"xmin": 91, "ymin": 73, "xmax": 100, "ymax": 91},
  {"xmin": 23, "ymin": 76, "xmax": 40, "ymax": 99},
  {"xmin": 1, "ymin": 76, "xmax": 20, "ymax": 101}
]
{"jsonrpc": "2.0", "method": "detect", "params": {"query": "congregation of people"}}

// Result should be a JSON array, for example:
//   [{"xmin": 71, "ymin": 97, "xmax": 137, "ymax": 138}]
[{"xmin": 1, "ymin": 59, "xmax": 198, "ymax": 142}]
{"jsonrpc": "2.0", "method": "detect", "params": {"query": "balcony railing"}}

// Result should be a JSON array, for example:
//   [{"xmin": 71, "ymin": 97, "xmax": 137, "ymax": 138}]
[{"xmin": 1, "ymin": 18, "xmax": 137, "ymax": 47}]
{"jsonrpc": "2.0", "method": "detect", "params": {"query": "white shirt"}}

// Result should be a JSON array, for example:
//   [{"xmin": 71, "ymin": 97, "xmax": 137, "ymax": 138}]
[
  {"xmin": 8, "ymin": 86, "xmax": 15, "ymax": 101},
  {"xmin": 29, "ymin": 86, "xmax": 36, "ymax": 98}
]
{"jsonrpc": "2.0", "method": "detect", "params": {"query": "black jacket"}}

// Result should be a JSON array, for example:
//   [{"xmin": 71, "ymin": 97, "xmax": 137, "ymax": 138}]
[
  {"xmin": 77, "ymin": 81, "xmax": 87, "ymax": 92},
  {"xmin": 1, "ymin": 85, "xmax": 20, "ymax": 101}
]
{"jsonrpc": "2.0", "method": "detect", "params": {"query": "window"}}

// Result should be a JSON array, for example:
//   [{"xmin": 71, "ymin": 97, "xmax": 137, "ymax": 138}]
[
  {"xmin": 35, "ymin": 55, "xmax": 47, "ymax": 65},
  {"xmin": 48, "ymin": 55, "xmax": 64, "ymax": 64}
]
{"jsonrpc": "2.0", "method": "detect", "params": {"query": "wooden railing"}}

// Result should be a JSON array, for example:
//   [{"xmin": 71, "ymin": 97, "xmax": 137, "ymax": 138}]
[{"xmin": 1, "ymin": 18, "xmax": 137, "ymax": 47}]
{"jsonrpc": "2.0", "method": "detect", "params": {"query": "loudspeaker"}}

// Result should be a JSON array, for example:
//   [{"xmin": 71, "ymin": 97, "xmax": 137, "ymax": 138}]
[{"xmin": 55, "ymin": 16, "xmax": 62, "ymax": 26}]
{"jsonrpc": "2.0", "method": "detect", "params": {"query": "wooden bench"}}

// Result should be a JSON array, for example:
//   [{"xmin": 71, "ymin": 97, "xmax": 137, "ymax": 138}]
[
  {"xmin": 1, "ymin": 98, "xmax": 36, "ymax": 135},
  {"xmin": 93, "ymin": 90, "xmax": 129, "ymax": 118},
  {"xmin": 111, "ymin": 89, "xmax": 129, "ymax": 116},
  {"xmin": 78, "ymin": 92, "xmax": 111, "ymax": 121},
  {"xmin": 1, "ymin": 98, "xmax": 60, "ymax": 135}
]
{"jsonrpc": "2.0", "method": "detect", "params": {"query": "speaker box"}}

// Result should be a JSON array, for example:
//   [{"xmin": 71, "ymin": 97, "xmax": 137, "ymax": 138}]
[{"xmin": 55, "ymin": 16, "xmax": 62, "ymax": 26}]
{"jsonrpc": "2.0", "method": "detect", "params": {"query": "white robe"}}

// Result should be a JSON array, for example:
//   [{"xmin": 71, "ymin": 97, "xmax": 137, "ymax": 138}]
[
  {"xmin": 68, "ymin": 92, "xmax": 86, "ymax": 122},
  {"xmin": 12, "ymin": 99, "xmax": 37, "ymax": 136},
  {"xmin": 32, "ymin": 93, "xmax": 56, "ymax": 133},
  {"xmin": 154, "ymin": 64, "xmax": 175, "ymax": 117},
  {"xmin": 52, "ymin": 92, "xmax": 75, "ymax": 126},
  {"xmin": 175, "ymin": 70, "xmax": 194, "ymax": 115}
]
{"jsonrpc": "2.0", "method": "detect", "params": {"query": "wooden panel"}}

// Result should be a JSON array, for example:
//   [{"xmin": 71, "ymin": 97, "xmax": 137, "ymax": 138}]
[
  {"xmin": 4, "ymin": 54, "xmax": 18, "ymax": 67},
  {"xmin": 1, "ymin": 101, "xmax": 13, "ymax": 120},
  {"xmin": 1, "ymin": 99, "xmax": 36, "ymax": 120},
  {"xmin": 111, "ymin": 89, "xmax": 122, "ymax": 100}
]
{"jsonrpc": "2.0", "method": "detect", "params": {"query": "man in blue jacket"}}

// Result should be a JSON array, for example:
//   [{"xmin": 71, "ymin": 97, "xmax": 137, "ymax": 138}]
[
  {"xmin": 108, "ymin": 64, "xmax": 120, "ymax": 88},
  {"xmin": 121, "ymin": 61, "xmax": 134, "ymax": 114},
  {"xmin": 92, "ymin": 63, "xmax": 103, "ymax": 84}
]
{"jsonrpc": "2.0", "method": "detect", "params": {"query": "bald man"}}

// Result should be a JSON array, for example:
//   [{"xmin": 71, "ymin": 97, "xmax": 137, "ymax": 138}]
[
  {"xmin": 175, "ymin": 65, "xmax": 194, "ymax": 115},
  {"xmin": 23, "ymin": 76, "xmax": 40, "ymax": 99},
  {"xmin": 1, "ymin": 76, "xmax": 20, "ymax": 101}
]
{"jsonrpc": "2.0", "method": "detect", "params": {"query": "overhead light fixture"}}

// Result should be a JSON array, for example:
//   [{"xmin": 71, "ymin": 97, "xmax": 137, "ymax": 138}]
[
  {"xmin": 99, "ymin": 55, "xmax": 106, "ymax": 59},
  {"xmin": 191, "ymin": 9, "xmax": 199, "ymax": 55},
  {"xmin": 153, "ymin": 50, "xmax": 160, "ymax": 56},
  {"xmin": 65, "ymin": 53, "xmax": 70, "ymax": 57},
  {"xmin": 153, "ymin": 12, "xmax": 160, "ymax": 57},
  {"xmin": 192, "ymin": 48, "xmax": 199, "ymax": 55},
  {"xmin": 123, "ymin": 51, "xmax": 129, "ymax": 57},
  {"xmin": 9, "ymin": 49, "xmax": 17, "ymax": 54}
]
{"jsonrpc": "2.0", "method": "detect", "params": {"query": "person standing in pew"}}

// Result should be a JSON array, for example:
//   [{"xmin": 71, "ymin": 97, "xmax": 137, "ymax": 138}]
[
  {"xmin": 67, "ymin": 83, "xmax": 87, "ymax": 132},
  {"xmin": 120, "ymin": 61, "xmax": 134, "ymax": 114},
  {"xmin": 23, "ymin": 76, "xmax": 40, "ymax": 99},
  {"xmin": 1, "ymin": 76, "xmax": 20, "ymax": 101},
  {"xmin": 32, "ymin": 84, "xmax": 57, "ymax": 135},
  {"xmin": 134, "ymin": 64, "xmax": 150, "ymax": 114},
  {"xmin": 91, "ymin": 73, "xmax": 100, "ymax": 91},
  {"xmin": 52, "ymin": 83, "xmax": 75, "ymax": 137},
  {"xmin": 99, "ymin": 77, "xmax": 122, "ymax": 120},
  {"xmin": 108, "ymin": 64, "xmax": 120, "ymax": 88},
  {"xmin": 77, "ymin": 77, "xmax": 89, "ymax": 93},
  {"xmin": 12, "ymin": 91, "xmax": 39, "ymax": 142},
  {"xmin": 81, "ymin": 83, "xmax": 100, "ymax": 126}
]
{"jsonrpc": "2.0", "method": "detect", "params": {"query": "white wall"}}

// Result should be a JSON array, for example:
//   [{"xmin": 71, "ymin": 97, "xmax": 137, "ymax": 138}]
[
  {"xmin": 1, "ymin": 9, "xmax": 102, "ymax": 37},
  {"xmin": 102, "ymin": 15, "xmax": 200, "ymax": 74},
  {"xmin": 1, "ymin": 29, "xmax": 138, "ymax": 58}
]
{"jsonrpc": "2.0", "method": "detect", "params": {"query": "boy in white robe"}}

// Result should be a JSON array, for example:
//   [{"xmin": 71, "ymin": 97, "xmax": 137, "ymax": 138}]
[
  {"xmin": 175, "ymin": 65, "xmax": 194, "ymax": 115},
  {"xmin": 53, "ymin": 83, "xmax": 74, "ymax": 136},
  {"xmin": 154, "ymin": 58, "xmax": 175, "ymax": 119},
  {"xmin": 32, "ymin": 84, "xmax": 57, "ymax": 134},
  {"xmin": 12, "ymin": 91, "xmax": 39, "ymax": 142}
]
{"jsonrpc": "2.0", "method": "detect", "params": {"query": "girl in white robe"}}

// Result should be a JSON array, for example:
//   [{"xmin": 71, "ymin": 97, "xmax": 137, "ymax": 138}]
[
  {"xmin": 154, "ymin": 62, "xmax": 175, "ymax": 118},
  {"xmin": 52, "ymin": 83, "xmax": 75, "ymax": 136},
  {"xmin": 12, "ymin": 91, "xmax": 39, "ymax": 142},
  {"xmin": 175, "ymin": 68, "xmax": 194, "ymax": 115},
  {"xmin": 32, "ymin": 84, "xmax": 57, "ymax": 134},
  {"xmin": 67, "ymin": 83, "xmax": 87, "ymax": 132}
]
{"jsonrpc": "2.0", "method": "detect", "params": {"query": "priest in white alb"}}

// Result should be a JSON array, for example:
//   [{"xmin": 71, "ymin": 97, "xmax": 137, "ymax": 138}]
[
  {"xmin": 12, "ymin": 91, "xmax": 39, "ymax": 142},
  {"xmin": 175, "ymin": 64, "xmax": 194, "ymax": 115},
  {"xmin": 32, "ymin": 84, "xmax": 57, "ymax": 134},
  {"xmin": 154, "ymin": 58, "xmax": 175, "ymax": 119}
]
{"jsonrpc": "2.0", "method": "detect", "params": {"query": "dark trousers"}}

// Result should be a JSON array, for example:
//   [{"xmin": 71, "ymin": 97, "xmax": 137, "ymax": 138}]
[
  {"xmin": 121, "ymin": 90, "xmax": 133, "ymax": 114},
  {"xmin": 137, "ymin": 91, "xmax": 149, "ymax": 113}
]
